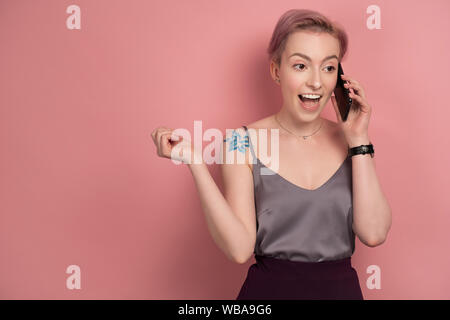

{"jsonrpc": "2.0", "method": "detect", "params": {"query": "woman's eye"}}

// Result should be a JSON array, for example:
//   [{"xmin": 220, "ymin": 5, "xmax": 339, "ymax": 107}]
[{"xmin": 293, "ymin": 64, "xmax": 336, "ymax": 72}]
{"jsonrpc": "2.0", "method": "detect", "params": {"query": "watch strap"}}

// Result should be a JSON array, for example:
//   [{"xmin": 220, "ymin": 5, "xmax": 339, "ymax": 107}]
[{"xmin": 348, "ymin": 143, "xmax": 374, "ymax": 158}]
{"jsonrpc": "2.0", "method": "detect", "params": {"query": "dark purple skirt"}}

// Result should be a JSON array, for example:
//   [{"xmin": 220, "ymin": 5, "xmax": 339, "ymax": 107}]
[{"xmin": 236, "ymin": 255, "xmax": 364, "ymax": 300}]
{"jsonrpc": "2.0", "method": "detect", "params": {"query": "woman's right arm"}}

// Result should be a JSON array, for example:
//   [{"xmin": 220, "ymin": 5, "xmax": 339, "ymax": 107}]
[{"xmin": 151, "ymin": 126, "xmax": 257, "ymax": 264}]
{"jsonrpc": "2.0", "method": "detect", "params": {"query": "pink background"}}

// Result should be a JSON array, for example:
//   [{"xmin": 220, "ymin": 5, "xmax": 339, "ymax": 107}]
[{"xmin": 1, "ymin": 0, "xmax": 449, "ymax": 299}]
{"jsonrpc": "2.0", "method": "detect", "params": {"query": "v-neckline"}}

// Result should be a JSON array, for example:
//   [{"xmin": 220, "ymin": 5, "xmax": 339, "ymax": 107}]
[{"xmin": 254, "ymin": 156, "xmax": 349, "ymax": 192}]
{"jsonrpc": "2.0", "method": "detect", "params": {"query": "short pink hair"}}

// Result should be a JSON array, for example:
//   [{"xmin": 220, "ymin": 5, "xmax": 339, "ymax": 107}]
[{"xmin": 267, "ymin": 9, "xmax": 349, "ymax": 66}]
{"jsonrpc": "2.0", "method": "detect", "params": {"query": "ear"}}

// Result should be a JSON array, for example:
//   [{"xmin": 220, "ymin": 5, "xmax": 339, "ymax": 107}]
[{"xmin": 269, "ymin": 58, "xmax": 281, "ymax": 82}]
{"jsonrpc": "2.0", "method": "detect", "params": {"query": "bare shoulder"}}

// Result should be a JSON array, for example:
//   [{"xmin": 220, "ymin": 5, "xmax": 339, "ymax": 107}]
[
  {"xmin": 240, "ymin": 115, "xmax": 278, "ymax": 169},
  {"xmin": 221, "ymin": 125, "xmax": 253, "ymax": 168},
  {"xmin": 243, "ymin": 115, "xmax": 272, "ymax": 130}
]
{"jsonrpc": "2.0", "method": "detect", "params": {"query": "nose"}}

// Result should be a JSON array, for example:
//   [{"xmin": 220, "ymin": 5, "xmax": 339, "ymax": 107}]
[{"xmin": 306, "ymin": 69, "xmax": 322, "ymax": 89}]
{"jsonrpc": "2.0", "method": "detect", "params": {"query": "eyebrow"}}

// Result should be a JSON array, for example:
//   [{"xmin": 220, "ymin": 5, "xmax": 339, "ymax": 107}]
[{"xmin": 288, "ymin": 52, "xmax": 339, "ymax": 63}]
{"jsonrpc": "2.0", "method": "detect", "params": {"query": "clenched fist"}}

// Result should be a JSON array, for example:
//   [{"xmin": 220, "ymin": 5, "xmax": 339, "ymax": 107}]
[{"xmin": 150, "ymin": 126, "xmax": 201, "ymax": 164}]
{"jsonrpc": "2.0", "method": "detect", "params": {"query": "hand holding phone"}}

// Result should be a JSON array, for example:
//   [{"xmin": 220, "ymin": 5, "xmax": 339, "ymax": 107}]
[{"xmin": 333, "ymin": 62, "xmax": 352, "ymax": 122}]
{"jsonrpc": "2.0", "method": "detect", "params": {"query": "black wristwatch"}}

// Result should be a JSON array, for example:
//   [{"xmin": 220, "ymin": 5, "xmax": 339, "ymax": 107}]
[{"xmin": 348, "ymin": 143, "xmax": 375, "ymax": 158}]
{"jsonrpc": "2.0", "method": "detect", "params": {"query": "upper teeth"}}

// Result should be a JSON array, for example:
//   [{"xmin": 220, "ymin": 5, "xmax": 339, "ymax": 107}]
[{"xmin": 301, "ymin": 94, "xmax": 321, "ymax": 99}]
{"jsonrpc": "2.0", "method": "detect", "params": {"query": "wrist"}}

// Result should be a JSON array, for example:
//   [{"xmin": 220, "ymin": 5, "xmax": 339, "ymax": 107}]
[
  {"xmin": 184, "ymin": 149, "xmax": 204, "ymax": 165},
  {"xmin": 348, "ymin": 137, "xmax": 374, "ymax": 158},
  {"xmin": 347, "ymin": 136, "xmax": 371, "ymax": 148},
  {"xmin": 187, "ymin": 159, "xmax": 207, "ymax": 172}
]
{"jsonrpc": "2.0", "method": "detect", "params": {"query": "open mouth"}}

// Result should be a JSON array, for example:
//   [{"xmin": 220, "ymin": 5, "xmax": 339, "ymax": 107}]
[
  {"xmin": 298, "ymin": 94, "xmax": 322, "ymax": 102},
  {"xmin": 298, "ymin": 94, "xmax": 322, "ymax": 108}
]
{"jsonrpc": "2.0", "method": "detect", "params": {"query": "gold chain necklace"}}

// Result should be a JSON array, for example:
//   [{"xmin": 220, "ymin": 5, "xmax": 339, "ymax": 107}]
[{"xmin": 274, "ymin": 114, "xmax": 323, "ymax": 140}]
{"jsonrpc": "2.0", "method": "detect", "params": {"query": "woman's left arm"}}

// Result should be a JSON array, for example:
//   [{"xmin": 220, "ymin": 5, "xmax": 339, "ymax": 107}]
[{"xmin": 331, "ymin": 74, "xmax": 392, "ymax": 247}]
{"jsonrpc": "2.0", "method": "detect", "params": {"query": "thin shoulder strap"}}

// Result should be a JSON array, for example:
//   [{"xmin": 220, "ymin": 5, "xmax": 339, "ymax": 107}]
[{"xmin": 242, "ymin": 125, "xmax": 257, "ymax": 161}]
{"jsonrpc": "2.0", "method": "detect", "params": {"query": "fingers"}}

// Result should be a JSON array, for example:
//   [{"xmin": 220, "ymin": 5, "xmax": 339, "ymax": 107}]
[
  {"xmin": 340, "ymin": 74, "xmax": 366, "ymax": 99},
  {"xmin": 350, "ymin": 91, "xmax": 372, "ymax": 114},
  {"xmin": 340, "ymin": 74, "xmax": 358, "ymax": 83},
  {"xmin": 151, "ymin": 127, "xmax": 176, "ymax": 157},
  {"xmin": 151, "ymin": 126, "xmax": 172, "ymax": 141},
  {"xmin": 344, "ymin": 82, "xmax": 366, "ymax": 100},
  {"xmin": 160, "ymin": 132, "xmax": 175, "ymax": 157},
  {"xmin": 156, "ymin": 130, "xmax": 169, "ymax": 155},
  {"xmin": 349, "ymin": 91, "xmax": 365, "ymax": 105}
]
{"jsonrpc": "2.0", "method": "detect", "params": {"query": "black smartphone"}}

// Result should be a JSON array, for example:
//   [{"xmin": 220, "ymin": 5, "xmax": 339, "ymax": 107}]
[{"xmin": 333, "ymin": 62, "xmax": 352, "ymax": 121}]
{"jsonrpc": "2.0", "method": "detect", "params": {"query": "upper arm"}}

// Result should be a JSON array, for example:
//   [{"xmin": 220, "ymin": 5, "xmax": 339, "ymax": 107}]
[{"xmin": 220, "ymin": 127, "xmax": 257, "ymax": 261}]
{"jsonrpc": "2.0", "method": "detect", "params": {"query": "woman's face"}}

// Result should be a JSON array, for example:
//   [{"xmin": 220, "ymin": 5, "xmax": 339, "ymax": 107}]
[{"xmin": 271, "ymin": 30, "xmax": 340, "ymax": 119}]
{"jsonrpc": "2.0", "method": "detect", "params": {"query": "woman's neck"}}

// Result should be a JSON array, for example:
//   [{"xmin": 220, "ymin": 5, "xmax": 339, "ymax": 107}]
[{"xmin": 274, "ymin": 109, "xmax": 325, "ymax": 139}]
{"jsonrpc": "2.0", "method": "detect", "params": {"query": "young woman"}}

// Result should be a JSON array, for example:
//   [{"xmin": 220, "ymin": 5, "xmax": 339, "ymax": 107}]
[{"xmin": 151, "ymin": 9, "xmax": 392, "ymax": 300}]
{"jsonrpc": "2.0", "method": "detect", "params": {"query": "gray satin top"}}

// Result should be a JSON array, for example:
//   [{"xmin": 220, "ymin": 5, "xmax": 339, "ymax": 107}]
[{"xmin": 242, "ymin": 126, "xmax": 356, "ymax": 262}]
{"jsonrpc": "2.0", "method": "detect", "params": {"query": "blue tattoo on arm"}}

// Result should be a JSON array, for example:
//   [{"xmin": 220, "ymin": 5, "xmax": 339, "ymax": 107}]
[{"xmin": 223, "ymin": 130, "xmax": 249, "ymax": 154}]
